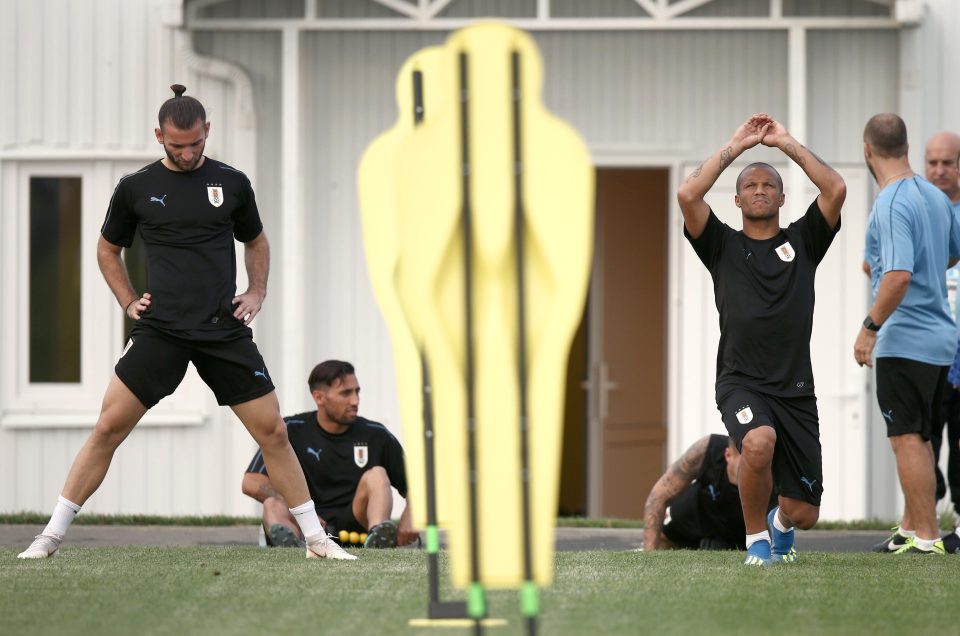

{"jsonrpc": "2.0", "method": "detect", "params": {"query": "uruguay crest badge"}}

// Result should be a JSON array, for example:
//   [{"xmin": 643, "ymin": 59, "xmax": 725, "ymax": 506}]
[
  {"xmin": 354, "ymin": 444, "xmax": 369, "ymax": 468},
  {"xmin": 775, "ymin": 241, "xmax": 795, "ymax": 262},
  {"xmin": 207, "ymin": 185, "xmax": 224, "ymax": 207}
]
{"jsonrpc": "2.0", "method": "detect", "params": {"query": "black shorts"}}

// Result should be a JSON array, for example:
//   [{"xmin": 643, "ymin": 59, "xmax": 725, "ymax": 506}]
[
  {"xmin": 115, "ymin": 324, "xmax": 275, "ymax": 408},
  {"xmin": 875, "ymin": 357, "xmax": 947, "ymax": 440},
  {"xmin": 319, "ymin": 505, "xmax": 364, "ymax": 537},
  {"xmin": 718, "ymin": 388, "xmax": 823, "ymax": 506}
]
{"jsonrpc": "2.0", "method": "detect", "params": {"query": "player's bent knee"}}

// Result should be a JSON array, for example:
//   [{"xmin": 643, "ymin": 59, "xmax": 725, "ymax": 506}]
[
  {"xmin": 782, "ymin": 502, "xmax": 819, "ymax": 529},
  {"xmin": 360, "ymin": 466, "xmax": 390, "ymax": 488}
]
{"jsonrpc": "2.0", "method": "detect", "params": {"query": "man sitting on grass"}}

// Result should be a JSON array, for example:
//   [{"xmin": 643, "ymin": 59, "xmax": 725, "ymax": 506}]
[
  {"xmin": 644, "ymin": 434, "xmax": 776, "ymax": 550},
  {"xmin": 243, "ymin": 360, "xmax": 418, "ymax": 548}
]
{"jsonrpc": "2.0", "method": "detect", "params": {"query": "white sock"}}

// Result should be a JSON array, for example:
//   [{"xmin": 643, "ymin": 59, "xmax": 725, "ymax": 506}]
[
  {"xmin": 897, "ymin": 527, "xmax": 916, "ymax": 539},
  {"xmin": 745, "ymin": 530, "xmax": 770, "ymax": 549},
  {"xmin": 289, "ymin": 500, "xmax": 324, "ymax": 543},
  {"xmin": 915, "ymin": 536, "xmax": 938, "ymax": 551},
  {"xmin": 772, "ymin": 507, "xmax": 794, "ymax": 533},
  {"xmin": 43, "ymin": 495, "xmax": 81, "ymax": 537}
]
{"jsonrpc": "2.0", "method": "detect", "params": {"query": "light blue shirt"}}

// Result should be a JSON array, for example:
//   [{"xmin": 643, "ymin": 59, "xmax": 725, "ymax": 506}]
[
  {"xmin": 864, "ymin": 176, "xmax": 960, "ymax": 365},
  {"xmin": 947, "ymin": 200, "xmax": 960, "ymax": 326}
]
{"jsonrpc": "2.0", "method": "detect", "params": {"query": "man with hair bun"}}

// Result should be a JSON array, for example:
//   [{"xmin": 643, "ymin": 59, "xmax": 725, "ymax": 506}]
[
  {"xmin": 677, "ymin": 113, "xmax": 846, "ymax": 567},
  {"xmin": 18, "ymin": 85, "xmax": 355, "ymax": 562}
]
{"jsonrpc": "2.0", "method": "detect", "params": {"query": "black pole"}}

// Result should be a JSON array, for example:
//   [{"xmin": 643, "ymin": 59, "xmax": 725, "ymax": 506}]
[
  {"xmin": 459, "ymin": 50, "xmax": 486, "ymax": 636},
  {"xmin": 413, "ymin": 68, "xmax": 469, "ymax": 622},
  {"xmin": 511, "ymin": 50, "xmax": 539, "ymax": 636}
]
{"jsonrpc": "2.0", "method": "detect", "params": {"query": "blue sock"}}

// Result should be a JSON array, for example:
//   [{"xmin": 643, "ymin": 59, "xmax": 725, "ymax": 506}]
[{"xmin": 768, "ymin": 507, "xmax": 794, "ymax": 555}]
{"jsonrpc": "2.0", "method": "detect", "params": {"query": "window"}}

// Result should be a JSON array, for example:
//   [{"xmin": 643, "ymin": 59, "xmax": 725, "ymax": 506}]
[
  {"xmin": 1, "ymin": 160, "xmax": 210, "ymax": 428},
  {"xmin": 29, "ymin": 177, "xmax": 82, "ymax": 383}
]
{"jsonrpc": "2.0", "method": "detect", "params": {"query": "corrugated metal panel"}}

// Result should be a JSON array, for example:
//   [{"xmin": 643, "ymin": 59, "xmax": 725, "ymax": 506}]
[
  {"xmin": 675, "ymin": 0, "xmax": 769, "ymax": 18},
  {"xmin": 550, "ymin": 0, "xmax": 648, "ymax": 18},
  {"xmin": 806, "ymin": 30, "xmax": 899, "ymax": 163},
  {"xmin": 200, "ymin": 0, "xmax": 305, "ymax": 19},
  {"xmin": 0, "ymin": 0, "xmax": 177, "ymax": 152},
  {"xmin": 315, "ymin": 0, "xmax": 413, "ymax": 19},
  {"xmin": 536, "ymin": 30, "xmax": 788, "ymax": 156},
  {"xmin": 783, "ymin": 0, "xmax": 890, "ymax": 18},
  {"xmin": 436, "ymin": 0, "xmax": 537, "ymax": 18}
]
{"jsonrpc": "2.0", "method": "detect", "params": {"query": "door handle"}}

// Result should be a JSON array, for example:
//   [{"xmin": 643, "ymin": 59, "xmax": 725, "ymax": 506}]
[{"xmin": 582, "ymin": 363, "xmax": 618, "ymax": 421}]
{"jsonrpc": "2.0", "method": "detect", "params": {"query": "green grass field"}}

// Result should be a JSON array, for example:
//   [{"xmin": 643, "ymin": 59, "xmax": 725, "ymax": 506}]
[{"xmin": 2, "ymin": 547, "xmax": 958, "ymax": 636}]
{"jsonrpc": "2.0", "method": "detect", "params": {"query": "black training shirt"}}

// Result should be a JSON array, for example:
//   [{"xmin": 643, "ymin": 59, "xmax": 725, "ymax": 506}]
[
  {"xmin": 685, "ymin": 200, "xmax": 839, "ymax": 398},
  {"xmin": 100, "ymin": 158, "xmax": 263, "ymax": 338},
  {"xmin": 246, "ymin": 412, "xmax": 408, "ymax": 515}
]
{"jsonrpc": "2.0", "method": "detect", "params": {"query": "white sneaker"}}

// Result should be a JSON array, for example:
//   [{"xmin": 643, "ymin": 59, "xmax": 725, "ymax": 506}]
[
  {"xmin": 17, "ymin": 533, "xmax": 63, "ymax": 559},
  {"xmin": 306, "ymin": 534, "xmax": 357, "ymax": 561}
]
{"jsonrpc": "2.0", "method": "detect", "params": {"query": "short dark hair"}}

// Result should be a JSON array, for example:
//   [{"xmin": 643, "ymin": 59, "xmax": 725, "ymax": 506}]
[
  {"xmin": 864, "ymin": 113, "xmax": 908, "ymax": 158},
  {"xmin": 158, "ymin": 84, "xmax": 206, "ymax": 130},
  {"xmin": 308, "ymin": 360, "xmax": 355, "ymax": 392},
  {"xmin": 736, "ymin": 162, "xmax": 783, "ymax": 194}
]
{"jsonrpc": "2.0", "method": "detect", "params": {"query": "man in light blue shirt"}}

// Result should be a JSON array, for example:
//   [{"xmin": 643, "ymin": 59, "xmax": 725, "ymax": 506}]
[{"xmin": 855, "ymin": 114, "xmax": 960, "ymax": 555}]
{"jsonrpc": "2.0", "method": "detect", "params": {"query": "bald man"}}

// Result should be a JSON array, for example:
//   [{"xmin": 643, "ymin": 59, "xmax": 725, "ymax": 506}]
[
  {"xmin": 924, "ymin": 131, "xmax": 960, "ymax": 553},
  {"xmin": 858, "ymin": 115, "xmax": 960, "ymax": 555}
]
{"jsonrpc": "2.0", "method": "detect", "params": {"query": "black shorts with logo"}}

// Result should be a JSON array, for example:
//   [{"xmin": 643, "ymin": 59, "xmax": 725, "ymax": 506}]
[
  {"xmin": 717, "ymin": 388, "xmax": 823, "ymax": 506},
  {"xmin": 115, "ymin": 323, "xmax": 275, "ymax": 408},
  {"xmin": 875, "ymin": 357, "xmax": 947, "ymax": 440}
]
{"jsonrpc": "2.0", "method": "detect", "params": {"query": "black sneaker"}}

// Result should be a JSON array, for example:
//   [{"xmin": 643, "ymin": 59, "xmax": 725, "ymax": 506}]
[
  {"xmin": 872, "ymin": 526, "xmax": 909, "ymax": 553},
  {"xmin": 267, "ymin": 524, "xmax": 305, "ymax": 548},
  {"xmin": 364, "ymin": 520, "xmax": 398, "ymax": 548},
  {"xmin": 941, "ymin": 531, "xmax": 960, "ymax": 554}
]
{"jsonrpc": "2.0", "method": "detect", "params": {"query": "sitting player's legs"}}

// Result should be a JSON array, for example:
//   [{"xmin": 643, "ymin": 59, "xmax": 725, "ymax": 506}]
[
  {"xmin": 352, "ymin": 466, "xmax": 393, "ymax": 530},
  {"xmin": 260, "ymin": 496, "xmax": 303, "ymax": 548},
  {"xmin": 353, "ymin": 466, "xmax": 399, "ymax": 548}
]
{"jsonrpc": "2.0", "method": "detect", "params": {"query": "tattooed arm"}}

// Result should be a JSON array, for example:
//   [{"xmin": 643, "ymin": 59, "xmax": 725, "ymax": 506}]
[
  {"xmin": 643, "ymin": 435, "xmax": 710, "ymax": 550},
  {"xmin": 242, "ymin": 472, "xmax": 285, "ymax": 504},
  {"xmin": 759, "ymin": 116, "xmax": 846, "ymax": 229},
  {"xmin": 677, "ymin": 114, "xmax": 771, "ymax": 238}
]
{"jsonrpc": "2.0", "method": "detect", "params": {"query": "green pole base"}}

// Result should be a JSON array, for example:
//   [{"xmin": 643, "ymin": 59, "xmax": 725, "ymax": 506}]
[
  {"xmin": 520, "ymin": 581, "xmax": 540, "ymax": 617},
  {"xmin": 425, "ymin": 526, "xmax": 440, "ymax": 554},
  {"xmin": 467, "ymin": 583, "xmax": 487, "ymax": 619}
]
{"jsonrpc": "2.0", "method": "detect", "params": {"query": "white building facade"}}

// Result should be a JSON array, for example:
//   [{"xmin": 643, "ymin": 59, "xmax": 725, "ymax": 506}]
[{"xmin": 1, "ymin": 0, "xmax": 957, "ymax": 521}]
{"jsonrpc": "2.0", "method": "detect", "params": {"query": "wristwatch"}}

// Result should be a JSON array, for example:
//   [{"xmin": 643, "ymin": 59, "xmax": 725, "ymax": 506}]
[{"xmin": 862, "ymin": 315, "xmax": 882, "ymax": 332}]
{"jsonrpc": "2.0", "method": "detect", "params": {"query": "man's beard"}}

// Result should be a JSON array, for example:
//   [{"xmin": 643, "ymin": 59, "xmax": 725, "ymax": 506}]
[
  {"xmin": 165, "ymin": 146, "xmax": 203, "ymax": 171},
  {"xmin": 330, "ymin": 411, "xmax": 357, "ymax": 427}
]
